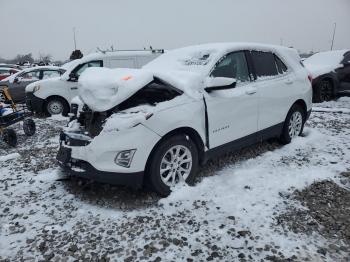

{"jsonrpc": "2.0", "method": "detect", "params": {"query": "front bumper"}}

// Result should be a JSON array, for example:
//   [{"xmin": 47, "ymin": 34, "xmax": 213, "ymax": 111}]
[
  {"xmin": 57, "ymin": 124, "xmax": 161, "ymax": 188},
  {"xmin": 26, "ymin": 92, "xmax": 45, "ymax": 113},
  {"xmin": 57, "ymin": 133, "xmax": 144, "ymax": 188}
]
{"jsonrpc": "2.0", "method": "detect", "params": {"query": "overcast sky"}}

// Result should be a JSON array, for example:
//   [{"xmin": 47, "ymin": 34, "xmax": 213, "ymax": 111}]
[{"xmin": 1, "ymin": 0, "xmax": 349, "ymax": 61}]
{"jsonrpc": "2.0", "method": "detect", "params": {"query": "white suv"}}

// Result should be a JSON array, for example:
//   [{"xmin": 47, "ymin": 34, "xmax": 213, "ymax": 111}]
[{"xmin": 57, "ymin": 43, "xmax": 312, "ymax": 196}]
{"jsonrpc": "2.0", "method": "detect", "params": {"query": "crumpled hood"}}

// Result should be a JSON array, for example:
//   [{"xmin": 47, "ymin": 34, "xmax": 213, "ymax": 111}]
[
  {"xmin": 78, "ymin": 67, "xmax": 154, "ymax": 112},
  {"xmin": 78, "ymin": 67, "xmax": 203, "ymax": 112}
]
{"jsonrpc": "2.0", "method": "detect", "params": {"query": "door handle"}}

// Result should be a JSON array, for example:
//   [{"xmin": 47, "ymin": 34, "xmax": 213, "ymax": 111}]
[
  {"xmin": 285, "ymin": 78, "xmax": 293, "ymax": 85},
  {"xmin": 245, "ymin": 90, "xmax": 257, "ymax": 95}
]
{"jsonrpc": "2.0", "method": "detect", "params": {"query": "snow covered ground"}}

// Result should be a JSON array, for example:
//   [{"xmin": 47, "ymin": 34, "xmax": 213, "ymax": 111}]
[{"xmin": 1, "ymin": 97, "xmax": 350, "ymax": 261}]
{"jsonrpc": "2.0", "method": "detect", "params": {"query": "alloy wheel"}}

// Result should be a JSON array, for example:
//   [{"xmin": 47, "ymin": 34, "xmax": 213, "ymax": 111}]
[
  {"xmin": 160, "ymin": 145, "xmax": 192, "ymax": 187},
  {"xmin": 319, "ymin": 81, "xmax": 332, "ymax": 102},
  {"xmin": 288, "ymin": 111, "xmax": 302, "ymax": 138},
  {"xmin": 48, "ymin": 100, "xmax": 63, "ymax": 115}
]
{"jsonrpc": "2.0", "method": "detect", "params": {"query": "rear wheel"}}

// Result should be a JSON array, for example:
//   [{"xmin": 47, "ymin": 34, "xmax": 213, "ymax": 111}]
[
  {"xmin": 147, "ymin": 135, "xmax": 198, "ymax": 196},
  {"xmin": 46, "ymin": 97, "xmax": 69, "ymax": 116},
  {"xmin": 3, "ymin": 128, "xmax": 17, "ymax": 147},
  {"xmin": 23, "ymin": 119, "xmax": 36, "ymax": 136},
  {"xmin": 280, "ymin": 104, "xmax": 305, "ymax": 144},
  {"xmin": 313, "ymin": 80, "xmax": 333, "ymax": 103}
]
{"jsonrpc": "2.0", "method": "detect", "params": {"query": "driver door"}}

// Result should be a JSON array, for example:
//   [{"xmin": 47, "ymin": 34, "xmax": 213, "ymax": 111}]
[{"xmin": 205, "ymin": 51, "xmax": 258, "ymax": 149}]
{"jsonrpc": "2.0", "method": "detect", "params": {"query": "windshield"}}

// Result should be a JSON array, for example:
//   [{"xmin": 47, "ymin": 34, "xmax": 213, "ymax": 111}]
[{"xmin": 143, "ymin": 46, "xmax": 219, "ymax": 74}]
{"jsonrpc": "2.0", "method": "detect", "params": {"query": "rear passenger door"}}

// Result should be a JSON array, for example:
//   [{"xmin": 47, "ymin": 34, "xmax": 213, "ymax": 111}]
[{"xmin": 250, "ymin": 51, "xmax": 292, "ymax": 133}]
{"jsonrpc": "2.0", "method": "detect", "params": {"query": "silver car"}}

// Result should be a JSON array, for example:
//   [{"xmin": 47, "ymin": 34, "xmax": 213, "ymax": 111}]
[{"xmin": 0, "ymin": 66, "xmax": 65, "ymax": 102}]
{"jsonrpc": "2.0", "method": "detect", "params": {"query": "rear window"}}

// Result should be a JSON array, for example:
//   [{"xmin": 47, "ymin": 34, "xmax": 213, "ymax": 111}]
[
  {"xmin": 274, "ymin": 55, "xmax": 288, "ymax": 74},
  {"xmin": 251, "ymin": 51, "xmax": 278, "ymax": 78}
]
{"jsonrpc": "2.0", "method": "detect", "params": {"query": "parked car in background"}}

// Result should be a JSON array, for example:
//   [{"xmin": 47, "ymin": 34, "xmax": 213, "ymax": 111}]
[
  {"xmin": 304, "ymin": 49, "xmax": 350, "ymax": 102},
  {"xmin": 0, "ymin": 64, "xmax": 22, "ymax": 70},
  {"xmin": 0, "ymin": 67, "xmax": 20, "ymax": 80},
  {"xmin": 0, "ymin": 66, "xmax": 65, "ymax": 102},
  {"xmin": 57, "ymin": 43, "xmax": 312, "ymax": 196},
  {"xmin": 25, "ymin": 49, "xmax": 164, "ymax": 116}
]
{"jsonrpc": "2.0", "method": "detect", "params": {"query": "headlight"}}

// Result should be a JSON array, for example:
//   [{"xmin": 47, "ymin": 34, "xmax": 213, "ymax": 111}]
[
  {"xmin": 114, "ymin": 149, "xmax": 136, "ymax": 168},
  {"xmin": 33, "ymin": 85, "xmax": 40, "ymax": 92}
]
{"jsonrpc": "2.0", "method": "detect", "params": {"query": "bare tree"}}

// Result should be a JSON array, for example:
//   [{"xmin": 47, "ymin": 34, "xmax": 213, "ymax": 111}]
[{"xmin": 39, "ymin": 53, "xmax": 52, "ymax": 64}]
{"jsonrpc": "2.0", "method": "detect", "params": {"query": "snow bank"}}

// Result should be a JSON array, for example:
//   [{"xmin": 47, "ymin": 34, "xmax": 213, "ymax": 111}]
[
  {"xmin": 0, "ymin": 153, "xmax": 20, "ymax": 162},
  {"xmin": 78, "ymin": 67, "xmax": 153, "ymax": 112},
  {"xmin": 304, "ymin": 50, "xmax": 348, "ymax": 78}
]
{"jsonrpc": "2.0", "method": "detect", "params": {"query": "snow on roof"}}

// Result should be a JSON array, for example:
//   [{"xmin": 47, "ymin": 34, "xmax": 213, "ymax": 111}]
[
  {"xmin": 61, "ymin": 50, "xmax": 162, "ymax": 80},
  {"xmin": 0, "ymin": 67, "xmax": 18, "ymax": 72},
  {"xmin": 1, "ymin": 66, "xmax": 63, "ymax": 83},
  {"xmin": 144, "ymin": 42, "xmax": 300, "ymax": 75},
  {"xmin": 303, "ymin": 49, "xmax": 349, "ymax": 78}
]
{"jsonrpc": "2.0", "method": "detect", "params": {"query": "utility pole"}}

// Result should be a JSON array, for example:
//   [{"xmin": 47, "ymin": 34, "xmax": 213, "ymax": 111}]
[
  {"xmin": 73, "ymin": 27, "xmax": 77, "ymax": 50},
  {"xmin": 331, "ymin": 22, "xmax": 336, "ymax": 50}
]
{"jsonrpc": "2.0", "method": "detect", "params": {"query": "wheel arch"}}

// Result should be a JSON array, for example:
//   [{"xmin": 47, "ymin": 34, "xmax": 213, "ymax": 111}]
[
  {"xmin": 45, "ymin": 95, "xmax": 70, "ymax": 108},
  {"xmin": 313, "ymin": 74, "xmax": 338, "ymax": 96},
  {"xmin": 44, "ymin": 95, "xmax": 70, "ymax": 115},
  {"xmin": 144, "ymin": 127, "xmax": 205, "ymax": 181},
  {"xmin": 290, "ymin": 99, "xmax": 308, "ymax": 121}
]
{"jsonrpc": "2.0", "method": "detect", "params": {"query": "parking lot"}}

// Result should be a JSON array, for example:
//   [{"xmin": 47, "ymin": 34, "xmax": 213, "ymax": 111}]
[{"xmin": 0, "ymin": 97, "xmax": 349, "ymax": 261}]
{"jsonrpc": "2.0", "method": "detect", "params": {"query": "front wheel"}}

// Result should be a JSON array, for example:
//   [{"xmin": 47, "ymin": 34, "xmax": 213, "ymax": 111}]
[
  {"xmin": 46, "ymin": 97, "xmax": 69, "ymax": 116},
  {"xmin": 147, "ymin": 135, "xmax": 198, "ymax": 196},
  {"xmin": 280, "ymin": 105, "xmax": 305, "ymax": 144}
]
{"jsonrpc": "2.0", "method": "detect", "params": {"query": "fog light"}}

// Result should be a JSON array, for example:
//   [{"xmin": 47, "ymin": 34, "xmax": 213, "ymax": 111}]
[{"xmin": 115, "ymin": 149, "xmax": 136, "ymax": 168}]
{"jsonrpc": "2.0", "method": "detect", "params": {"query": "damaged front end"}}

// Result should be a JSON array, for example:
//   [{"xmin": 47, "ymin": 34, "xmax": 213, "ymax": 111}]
[{"xmin": 56, "ymin": 69, "xmax": 184, "ymax": 187}]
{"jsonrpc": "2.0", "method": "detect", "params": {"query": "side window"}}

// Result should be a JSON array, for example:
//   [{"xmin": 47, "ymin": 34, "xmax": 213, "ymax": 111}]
[
  {"xmin": 210, "ymin": 51, "xmax": 250, "ymax": 83},
  {"xmin": 19, "ymin": 71, "xmax": 40, "ymax": 81},
  {"xmin": 42, "ymin": 70, "xmax": 61, "ymax": 79},
  {"xmin": 342, "ymin": 53, "xmax": 350, "ymax": 64},
  {"xmin": 109, "ymin": 59, "xmax": 135, "ymax": 68},
  {"xmin": 251, "ymin": 51, "xmax": 278, "ymax": 78},
  {"xmin": 274, "ymin": 55, "xmax": 288, "ymax": 74},
  {"xmin": 73, "ymin": 60, "xmax": 103, "ymax": 78}
]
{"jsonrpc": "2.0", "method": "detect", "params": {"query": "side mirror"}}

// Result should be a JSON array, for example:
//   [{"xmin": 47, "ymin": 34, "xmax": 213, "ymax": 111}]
[
  {"xmin": 13, "ymin": 77, "xmax": 20, "ymax": 84},
  {"xmin": 204, "ymin": 77, "xmax": 237, "ymax": 93},
  {"xmin": 69, "ymin": 72, "xmax": 78, "ymax": 81}
]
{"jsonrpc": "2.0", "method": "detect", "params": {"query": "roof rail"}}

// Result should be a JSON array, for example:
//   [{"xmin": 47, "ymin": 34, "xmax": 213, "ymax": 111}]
[{"xmin": 96, "ymin": 48, "xmax": 165, "ymax": 54}]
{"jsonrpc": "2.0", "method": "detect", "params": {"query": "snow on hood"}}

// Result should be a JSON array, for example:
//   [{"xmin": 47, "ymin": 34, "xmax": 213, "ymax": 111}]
[
  {"xmin": 303, "ymin": 50, "xmax": 349, "ymax": 78},
  {"xmin": 78, "ymin": 67, "xmax": 203, "ymax": 112},
  {"xmin": 78, "ymin": 67, "xmax": 154, "ymax": 112}
]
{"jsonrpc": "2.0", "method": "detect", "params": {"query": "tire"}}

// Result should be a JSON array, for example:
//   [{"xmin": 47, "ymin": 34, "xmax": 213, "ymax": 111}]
[
  {"xmin": 3, "ymin": 128, "xmax": 17, "ymax": 147},
  {"xmin": 313, "ymin": 79, "xmax": 333, "ymax": 103},
  {"xmin": 280, "ymin": 104, "xmax": 305, "ymax": 145},
  {"xmin": 23, "ymin": 119, "xmax": 36, "ymax": 136},
  {"xmin": 147, "ymin": 135, "xmax": 199, "ymax": 196},
  {"xmin": 46, "ymin": 97, "xmax": 69, "ymax": 116}
]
